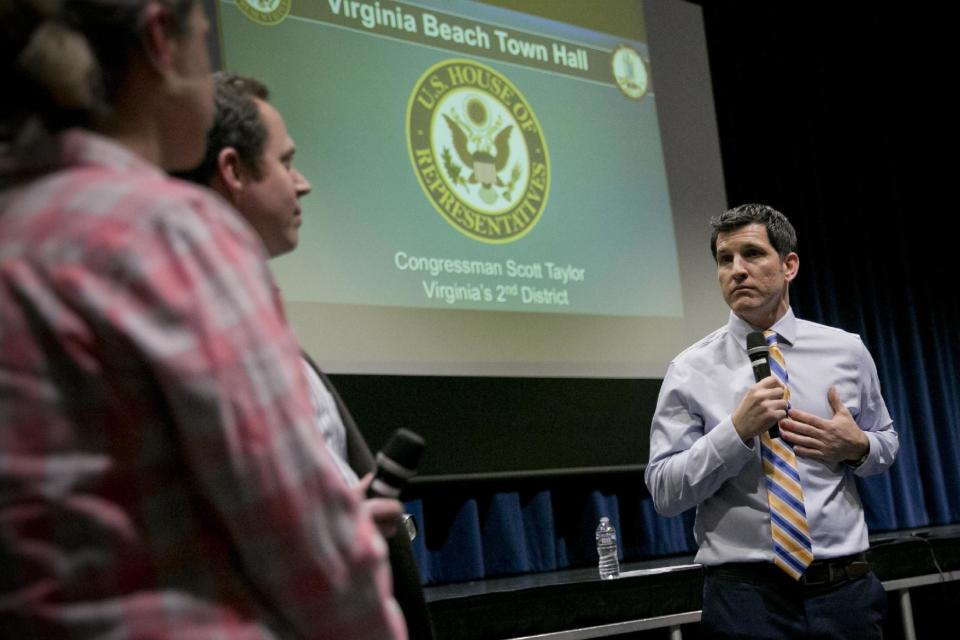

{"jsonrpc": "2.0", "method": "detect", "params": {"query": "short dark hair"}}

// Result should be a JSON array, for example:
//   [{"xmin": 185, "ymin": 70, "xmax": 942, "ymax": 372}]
[
  {"xmin": 177, "ymin": 71, "xmax": 270, "ymax": 185},
  {"xmin": 709, "ymin": 203, "xmax": 797, "ymax": 261}
]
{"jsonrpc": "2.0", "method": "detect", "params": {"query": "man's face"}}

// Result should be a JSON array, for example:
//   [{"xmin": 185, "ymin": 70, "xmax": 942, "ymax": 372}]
[
  {"xmin": 236, "ymin": 99, "xmax": 312, "ymax": 258},
  {"xmin": 163, "ymin": 2, "xmax": 215, "ymax": 171},
  {"xmin": 715, "ymin": 223, "xmax": 798, "ymax": 328}
]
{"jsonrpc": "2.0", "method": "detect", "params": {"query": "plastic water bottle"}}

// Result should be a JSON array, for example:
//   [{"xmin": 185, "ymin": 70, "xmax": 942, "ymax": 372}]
[{"xmin": 596, "ymin": 517, "xmax": 620, "ymax": 579}]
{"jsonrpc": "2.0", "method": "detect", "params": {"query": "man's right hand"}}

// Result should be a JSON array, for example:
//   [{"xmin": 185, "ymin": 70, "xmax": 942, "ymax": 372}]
[
  {"xmin": 731, "ymin": 376, "xmax": 788, "ymax": 441},
  {"xmin": 356, "ymin": 473, "xmax": 404, "ymax": 538}
]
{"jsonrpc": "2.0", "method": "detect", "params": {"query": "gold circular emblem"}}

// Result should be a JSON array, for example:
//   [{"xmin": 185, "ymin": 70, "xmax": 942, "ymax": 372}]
[
  {"xmin": 611, "ymin": 44, "xmax": 649, "ymax": 100},
  {"xmin": 407, "ymin": 59, "xmax": 550, "ymax": 244},
  {"xmin": 236, "ymin": 0, "xmax": 291, "ymax": 26}
]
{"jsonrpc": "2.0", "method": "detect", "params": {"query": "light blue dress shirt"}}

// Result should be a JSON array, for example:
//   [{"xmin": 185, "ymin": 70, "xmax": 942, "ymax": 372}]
[{"xmin": 645, "ymin": 308, "xmax": 898, "ymax": 566}]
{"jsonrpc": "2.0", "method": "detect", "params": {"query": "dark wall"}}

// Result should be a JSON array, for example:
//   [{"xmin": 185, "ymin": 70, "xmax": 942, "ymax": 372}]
[
  {"xmin": 330, "ymin": 374, "xmax": 660, "ymax": 481},
  {"xmin": 698, "ymin": 0, "xmax": 953, "ymax": 316}
]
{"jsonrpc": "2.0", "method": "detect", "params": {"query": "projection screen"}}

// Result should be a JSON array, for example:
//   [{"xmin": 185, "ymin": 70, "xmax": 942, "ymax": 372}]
[{"xmin": 214, "ymin": 0, "xmax": 728, "ymax": 378}]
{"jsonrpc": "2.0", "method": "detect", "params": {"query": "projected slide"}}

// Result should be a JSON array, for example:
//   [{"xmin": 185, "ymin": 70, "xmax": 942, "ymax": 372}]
[{"xmin": 219, "ymin": 0, "xmax": 681, "ymax": 317}]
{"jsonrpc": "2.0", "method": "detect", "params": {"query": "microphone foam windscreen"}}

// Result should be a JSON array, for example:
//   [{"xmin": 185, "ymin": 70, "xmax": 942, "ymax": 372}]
[{"xmin": 381, "ymin": 428, "xmax": 425, "ymax": 472}]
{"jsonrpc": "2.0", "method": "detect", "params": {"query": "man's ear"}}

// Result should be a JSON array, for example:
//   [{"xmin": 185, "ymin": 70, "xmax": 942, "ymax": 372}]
[
  {"xmin": 783, "ymin": 251, "xmax": 800, "ymax": 283},
  {"xmin": 216, "ymin": 147, "xmax": 246, "ymax": 197},
  {"xmin": 140, "ymin": 2, "xmax": 176, "ymax": 74}
]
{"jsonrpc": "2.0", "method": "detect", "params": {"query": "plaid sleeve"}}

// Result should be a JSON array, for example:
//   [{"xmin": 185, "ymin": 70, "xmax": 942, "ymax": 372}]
[{"xmin": 74, "ymin": 181, "xmax": 407, "ymax": 640}]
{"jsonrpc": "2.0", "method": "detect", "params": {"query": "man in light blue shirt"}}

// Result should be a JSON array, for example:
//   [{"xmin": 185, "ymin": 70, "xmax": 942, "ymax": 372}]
[{"xmin": 646, "ymin": 204, "xmax": 898, "ymax": 638}]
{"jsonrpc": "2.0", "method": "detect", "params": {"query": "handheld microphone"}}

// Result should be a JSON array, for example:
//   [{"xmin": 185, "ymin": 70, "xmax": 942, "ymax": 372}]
[
  {"xmin": 367, "ymin": 428, "xmax": 426, "ymax": 499},
  {"xmin": 746, "ymin": 331, "xmax": 780, "ymax": 438}
]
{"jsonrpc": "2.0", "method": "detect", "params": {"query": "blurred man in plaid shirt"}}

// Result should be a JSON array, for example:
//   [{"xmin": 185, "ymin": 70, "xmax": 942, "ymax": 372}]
[{"xmin": 0, "ymin": 1, "xmax": 406, "ymax": 638}]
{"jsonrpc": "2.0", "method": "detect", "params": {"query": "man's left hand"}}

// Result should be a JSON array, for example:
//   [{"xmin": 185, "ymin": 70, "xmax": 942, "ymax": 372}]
[{"xmin": 779, "ymin": 386, "xmax": 869, "ymax": 463}]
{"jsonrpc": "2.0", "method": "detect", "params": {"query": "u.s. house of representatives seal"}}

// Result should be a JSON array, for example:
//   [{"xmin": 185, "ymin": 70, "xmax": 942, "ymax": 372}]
[
  {"xmin": 236, "ymin": 0, "xmax": 291, "ymax": 26},
  {"xmin": 407, "ymin": 59, "xmax": 550, "ymax": 243},
  {"xmin": 611, "ymin": 44, "xmax": 649, "ymax": 100}
]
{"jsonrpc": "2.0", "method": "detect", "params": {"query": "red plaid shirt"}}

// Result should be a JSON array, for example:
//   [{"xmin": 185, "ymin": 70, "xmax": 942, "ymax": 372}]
[{"xmin": 0, "ymin": 131, "xmax": 406, "ymax": 640}]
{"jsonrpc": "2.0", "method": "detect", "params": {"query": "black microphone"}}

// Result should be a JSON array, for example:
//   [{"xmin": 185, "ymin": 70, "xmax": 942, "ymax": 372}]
[
  {"xmin": 367, "ymin": 428, "xmax": 426, "ymax": 499},
  {"xmin": 746, "ymin": 331, "xmax": 780, "ymax": 438}
]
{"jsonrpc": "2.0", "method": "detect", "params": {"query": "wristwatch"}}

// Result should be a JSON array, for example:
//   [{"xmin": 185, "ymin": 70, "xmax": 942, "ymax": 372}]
[{"xmin": 846, "ymin": 444, "xmax": 869, "ymax": 468}]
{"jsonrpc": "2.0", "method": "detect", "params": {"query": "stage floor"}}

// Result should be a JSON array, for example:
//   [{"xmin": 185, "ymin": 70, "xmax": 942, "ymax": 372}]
[{"xmin": 425, "ymin": 525, "xmax": 960, "ymax": 640}]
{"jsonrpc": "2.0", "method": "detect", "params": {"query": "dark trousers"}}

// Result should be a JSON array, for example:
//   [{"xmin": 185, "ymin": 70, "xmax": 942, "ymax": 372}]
[{"xmin": 701, "ymin": 561, "xmax": 886, "ymax": 639}]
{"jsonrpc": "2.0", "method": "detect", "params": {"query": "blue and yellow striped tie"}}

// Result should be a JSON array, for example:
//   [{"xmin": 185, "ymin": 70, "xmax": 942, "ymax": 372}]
[{"xmin": 760, "ymin": 330, "xmax": 813, "ymax": 580}]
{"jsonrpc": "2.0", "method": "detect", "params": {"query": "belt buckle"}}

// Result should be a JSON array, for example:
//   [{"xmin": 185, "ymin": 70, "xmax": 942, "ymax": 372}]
[
  {"xmin": 800, "ymin": 562, "xmax": 837, "ymax": 587},
  {"xmin": 801, "ymin": 559, "xmax": 869, "ymax": 587}
]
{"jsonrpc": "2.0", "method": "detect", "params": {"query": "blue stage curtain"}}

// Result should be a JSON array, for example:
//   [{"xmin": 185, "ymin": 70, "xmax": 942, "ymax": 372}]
[{"xmin": 407, "ymin": 487, "xmax": 697, "ymax": 585}]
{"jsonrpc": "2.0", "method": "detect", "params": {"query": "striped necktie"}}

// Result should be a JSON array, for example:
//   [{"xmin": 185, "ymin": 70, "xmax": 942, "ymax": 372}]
[{"xmin": 760, "ymin": 330, "xmax": 813, "ymax": 580}]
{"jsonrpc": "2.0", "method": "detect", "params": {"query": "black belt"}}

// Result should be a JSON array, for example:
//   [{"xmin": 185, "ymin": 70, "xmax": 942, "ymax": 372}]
[{"xmin": 709, "ymin": 553, "xmax": 870, "ymax": 587}]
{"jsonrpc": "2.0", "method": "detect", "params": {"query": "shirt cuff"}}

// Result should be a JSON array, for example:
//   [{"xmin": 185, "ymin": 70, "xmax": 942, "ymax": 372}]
[
  {"xmin": 846, "ymin": 436, "xmax": 871, "ymax": 469},
  {"xmin": 708, "ymin": 416, "xmax": 756, "ymax": 469}
]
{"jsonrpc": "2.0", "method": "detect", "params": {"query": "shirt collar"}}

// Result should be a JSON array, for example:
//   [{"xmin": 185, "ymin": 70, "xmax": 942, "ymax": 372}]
[
  {"xmin": 726, "ymin": 306, "xmax": 797, "ymax": 347},
  {"xmin": 59, "ymin": 129, "xmax": 162, "ymax": 176}
]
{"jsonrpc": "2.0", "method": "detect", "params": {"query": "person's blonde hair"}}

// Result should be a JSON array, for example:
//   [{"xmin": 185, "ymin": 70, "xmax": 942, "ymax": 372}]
[
  {"xmin": 1, "ymin": 0, "xmax": 93, "ymax": 177},
  {"xmin": 12, "ymin": 0, "xmax": 96, "ymax": 111},
  {"xmin": 1, "ymin": 0, "xmax": 198, "ymax": 180}
]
